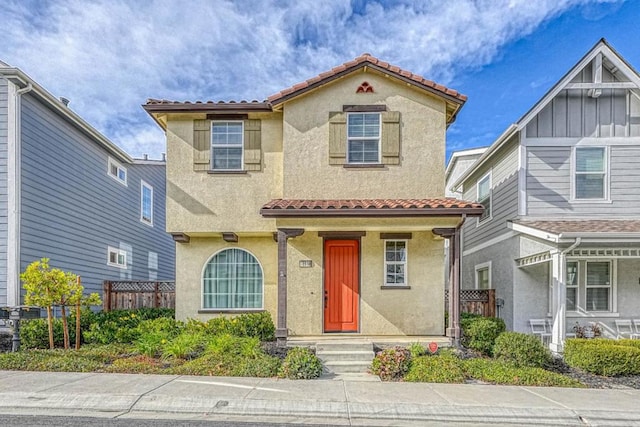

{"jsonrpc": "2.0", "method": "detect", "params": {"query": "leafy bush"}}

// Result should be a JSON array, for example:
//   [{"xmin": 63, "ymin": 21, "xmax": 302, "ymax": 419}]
[
  {"xmin": 462, "ymin": 359, "xmax": 583, "ymax": 387},
  {"xmin": 163, "ymin": 332, "xmax": 207, "ymax": 359},
  {"xmin": 408, "ymin": 342, "xmax": 426, "ymax": 358},
  {"xmin": 370, "ymin": 346, "xmax": 411, "ymax": 381},
  {"xmin": 21, "ymin": 308, "xmax": 95, "ymax": 349},
  {"xmin": 461, "ymin": 317, "xmax": 506, "ymax": 356},
  {"xmin": 493, "ymin": 332, "xmax": 551, "ymax": 368},
  {"xmin": 84, "ymin": 308, "xmax": 174, "ymax": 344},
  {"xmin": 278, "ymin": 347, "xmax": 323, "ymax": 379},
  {"xmin": 564, "ymin": 339, "xmax": 640, "ymax": 376},
  {"xmin": 405, "ymin": 353, "xmax": 465, "ymax": 383},
  {"xmin": 199, "ymin": 312, "xmax": 275, "ymax": 341}
]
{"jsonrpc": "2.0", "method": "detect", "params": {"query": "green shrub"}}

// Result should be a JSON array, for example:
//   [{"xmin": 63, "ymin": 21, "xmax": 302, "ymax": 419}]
[
  {"xmin": 493, "ymin": 332, "xmax": 551, "ymax": 368},
  {"xmin": 408, "ymin": 342, "xmax": 427, "ymax": 358},
  {"xmin": 84, "ymin": 308, "xmax": 174, "ymax": 344},
  {"xmin": 405, "ymin": 353, "xmax": 465, "ymax": 383},
  {"xmin": 163, "ymin": 332, "xmax": 207, "ymax": 359},
  {"xmin": 564, "ymin": 339, "xmax": 640, "ymax": 376},
  {"xmin": 135, "ymin": 333, "xmax": 167, "ymax": 357},
  {"xmin": 370, "ymin": 347, "xmax": 411, "ymax": 381},
  {"xmin": 462, "ymin": 359, "xmax": 583, "ymax": 387},
  {"xmin": 200, "ymin": 312, "xmax": 275, "ymax": 340},
  {"xmin": 20, "ymin": 308, "xmax": 96, "ymax": 349},
  {"xmin": 461, "ymin": 317, "xmax": 506, "ymax": 356},
  {"xmin": 278, "ymin": 347, "xmax": 323, "ymax": 379}
]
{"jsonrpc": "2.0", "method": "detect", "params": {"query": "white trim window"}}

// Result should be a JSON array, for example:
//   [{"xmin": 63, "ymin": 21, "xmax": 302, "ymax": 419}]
[
  {"xmin": 384, "ymin": 240, "xmax": 407, "ymax": 286},
  {"xmin": 586, "ymin": 261, "xmax": 611, "ymax": 312},
  {"xmin": 347, "ymin": 112, "xmax": 381, "ymax": 164},
  {"xmin": 566, "ymin": 261, "xmax": 579, "ymax": 311},
  {"xmin": 477, "ymin": 172, "xmax": 492, "ymax": 223},
  {"xmin": 108, "ymin": 157, "xmax": 127, "ymax": 186},
  {"xmin": 107, "ymin": 246, "xmax": 127, "ymax": 269},
  {"xmin": 475, "ymin": 262, "xmax": 491, "ymax": 289},
  {"xmin": 202, "ymin": 248, "xmax": 263, "ymax": 309},
  {"xmin": 211, "ymin": 121, "xmax": 243, "ymax": 171},
  {"xmin": 574, "ymin": 147, "xmax": 607, "ymax": 200},
  {"xmin": 140, "ymin": 181, "xmax": 153, "ymax": 226}
]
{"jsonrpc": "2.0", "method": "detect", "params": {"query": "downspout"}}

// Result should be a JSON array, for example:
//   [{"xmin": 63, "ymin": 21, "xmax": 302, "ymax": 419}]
[
  {"xmin": 7, "ymin": 82, "xmax": 32, "ymax": 307},
  {"xmin": 549, "ymin": 237, "xmax": 582, "ymax": 354}
]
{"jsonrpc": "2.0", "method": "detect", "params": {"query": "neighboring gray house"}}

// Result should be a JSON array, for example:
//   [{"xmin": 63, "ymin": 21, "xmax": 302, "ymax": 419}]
[
  {"xmin": 0, "ymin": 62, "xmax": 175, "ymax": 309},
  {"xmin": 452, "ymin": 39, "xmax": 640, "ymax": 353}
]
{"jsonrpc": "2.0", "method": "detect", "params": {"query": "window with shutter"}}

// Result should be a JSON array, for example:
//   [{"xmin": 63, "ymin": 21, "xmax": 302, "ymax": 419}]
[{"xmin": 192, "ymin": 119, "xmax": 262, "ymax": 172}]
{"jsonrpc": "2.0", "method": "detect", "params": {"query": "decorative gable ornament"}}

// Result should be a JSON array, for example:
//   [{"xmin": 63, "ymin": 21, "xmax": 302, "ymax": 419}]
[{"xmin": 356, "ymin": 81, "xmax": 374, "ymax": 93}]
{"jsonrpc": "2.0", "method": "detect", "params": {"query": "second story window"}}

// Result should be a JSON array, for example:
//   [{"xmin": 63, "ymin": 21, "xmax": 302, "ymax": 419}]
[
  {"xmin": 108, "ymin": 157, "xmax": 127, "ymax": 186},
  {"xmin": 575, "ymin": 147, "xmax": 607, "ymax": 200},
  {"xmin": 347, "ymin": 113, "xmax": 380, "ymax": 164},
  {"xmin": 477, "ymin": 172, "xmax": 491, "ymax": 222},
  {"xmin": 141, "ymin": 181, "xmax": 153, "ymax": 226},
  {"xmin": 212, "ymin": 121, "xmax": 243, "ymax": 170}
]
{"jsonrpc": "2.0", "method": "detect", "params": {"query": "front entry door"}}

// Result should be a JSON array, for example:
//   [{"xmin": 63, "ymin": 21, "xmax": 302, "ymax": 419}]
[{"xmin": 324, "ymin": 239, "xmax": 359, "ymax": 332}]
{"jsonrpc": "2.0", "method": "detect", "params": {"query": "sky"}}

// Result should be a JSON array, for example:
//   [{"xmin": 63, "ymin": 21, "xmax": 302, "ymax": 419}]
[{"xmin": 1, "ymin": 0, "xmax": 638, "ymax": 162}]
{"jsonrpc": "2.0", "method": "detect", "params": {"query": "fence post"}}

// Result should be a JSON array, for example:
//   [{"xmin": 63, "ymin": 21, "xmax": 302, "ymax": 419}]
[
  {"xmin": 103, "ymin": 281, "xmax": 111, "ymax": 312},
  {"xmin": 154, "ymin": 282, "xmax": 160, "ymax": 308},
  {"xmin": 487, "ymin": 289, "xmax": 496, "ymax": 317}
]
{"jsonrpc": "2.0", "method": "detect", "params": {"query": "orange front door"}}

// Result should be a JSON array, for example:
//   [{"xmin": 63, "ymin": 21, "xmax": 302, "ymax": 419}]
[{"xmin": 323, "ymin": 239, "xmax": 359, "ymax": 332}]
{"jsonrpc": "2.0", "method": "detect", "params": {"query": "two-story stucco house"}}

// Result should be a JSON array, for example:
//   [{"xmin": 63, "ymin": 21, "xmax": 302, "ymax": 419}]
[
  {"xmin": 453, "ymin": 39, "xmax": 640, "ymax": 352},
  {"xmin": 144, "ymin": 54, "xmax": 483, "ymax": 346},
  {"xmin": 0, "ymin": 61, "xmax": 175, "ymax": 310}
]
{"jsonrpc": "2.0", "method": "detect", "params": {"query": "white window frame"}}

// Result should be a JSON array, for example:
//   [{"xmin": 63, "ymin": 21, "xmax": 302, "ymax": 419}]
[
  {"xmin": 347, "ymin": 112, "xmax": 382, "ymax": 164},
  {"xmin": 585, "ymin": 260, "xmax": 614, "ymax": 312},
  {"xmin": 476, "ymin": 171, "xmax": 492, "ymax": 225},
  {"xmin": 384, "ymin": 240, "xmax": 408, "ymax": 286},
  {"xmin": 107, "ymin": 246, "xmax": 127, "ymax": 269},
  {"xmin": 474, "ymin": 261, "xmax": 492, "ymax": 289},
  {"xmin": 140, "ymin": 180, "xmax": 154, "ymax": 226},
  {"xmin": 565, "ymin": 258, "xmax": 618, "ymax": 316},
  {"xmin": 201, "ymin": 247, "xmax": 264, "ymax": 311},
  {"xmin": 107, "ymin": 157, "xmax": 127, "ymax": 186},
  {"xmin": 211, "ymin": 121, "xmax": 244, "ymax": 171},
  {"xmin": 565, "ymin": 260, "xmax": 579, "ymax": 312},
  {"xmin": 571, "ymin": 146, "xmax": 610, "ymax": 202}
]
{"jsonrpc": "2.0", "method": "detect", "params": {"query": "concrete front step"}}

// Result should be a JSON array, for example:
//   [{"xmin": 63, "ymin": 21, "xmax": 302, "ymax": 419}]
[
  {"xmin": 316, "ymin": 341, "xmax": 374, "ymax": 353},
  {"xmin": 316, "ymin": 350, "xmax": 374, "ymax": 363},
  {"xmin": 323, "ymin": 360, "xmax": 372, "ymax": 374}
]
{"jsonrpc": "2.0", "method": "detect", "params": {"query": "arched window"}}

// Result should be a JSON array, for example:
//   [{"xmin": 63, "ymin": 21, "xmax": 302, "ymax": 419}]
[{"xmin": 202, "ymin": 248, "xmax": 263, "ymax": 309}]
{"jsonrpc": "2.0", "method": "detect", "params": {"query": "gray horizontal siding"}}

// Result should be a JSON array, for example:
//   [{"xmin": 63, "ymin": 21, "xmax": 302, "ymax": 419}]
[
  {"xmin": 0, "ymin": 78, "xmax": 8, "ymax": 305},
  {"xmin": 19, "ymin": 93, "xmax": 174, "ymax": 297},
  {"xmin": 462, "ymin": 138, "xmax": 519, "ymax": 249},
  {"xmin": 527, "ymin": 145, "xmax": 640, "ymax": 216}
]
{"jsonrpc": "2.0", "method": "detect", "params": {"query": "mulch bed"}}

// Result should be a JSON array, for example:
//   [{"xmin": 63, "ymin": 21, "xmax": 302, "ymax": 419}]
[{"xmin": 546, "ymin": 356, "xmax": 640, "ymax": 389}]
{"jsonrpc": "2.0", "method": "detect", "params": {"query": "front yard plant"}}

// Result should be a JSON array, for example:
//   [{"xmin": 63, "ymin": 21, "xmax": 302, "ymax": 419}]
[
  {"xmin": 278, "ymin": 346, "xmax": 323, "ymax": 379},
  {"xmin": 460, "ymin": 314, "xmax": 505, "ymax": 356},
  {"xmin": 564, "ymin": 339, "xmax": 640, "ymax": 376},
  {"xmin": 493, "ymin": 331, "xmax": 551, "ymax": 368}
]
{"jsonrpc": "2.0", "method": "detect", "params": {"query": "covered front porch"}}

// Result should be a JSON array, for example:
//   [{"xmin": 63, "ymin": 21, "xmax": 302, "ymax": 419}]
[{"xmin": 511, "ymin": 220, "xmax": 640, "ymax": 353}]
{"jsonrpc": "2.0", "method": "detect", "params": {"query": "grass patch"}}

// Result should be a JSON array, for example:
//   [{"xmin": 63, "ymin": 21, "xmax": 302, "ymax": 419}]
[{"xmin": 462, "ymin": 358, "xmax": 584, "ymax": 387}]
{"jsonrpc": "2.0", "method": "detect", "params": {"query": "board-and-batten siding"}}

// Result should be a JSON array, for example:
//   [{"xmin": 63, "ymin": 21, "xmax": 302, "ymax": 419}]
[
  {"xmin": 0, "ymin": 78, "xmax": 8, "ymax": 305},
  {"xmin": 527, "ymin": 145, "xmax": 640, "ymax": 216},
  {"xmin": 462, "ymin": 137, "xmax": 519, "ymax": 249},
  {"xmin": 19, "ymin": 93, "xmax": 175, "ymax": 296}
]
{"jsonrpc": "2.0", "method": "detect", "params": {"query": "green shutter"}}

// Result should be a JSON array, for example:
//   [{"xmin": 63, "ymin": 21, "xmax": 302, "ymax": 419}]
[
  {"xmin": 243, "ymin": 119, "xmax": 262, "ymax": 171},
  {"xmin": 381, "ymin": 111, "xmax": 401, "ymax": 165},
  {"xmin": 328, "ymin": 112, "xmax": 347, "ymax": 165},
  {"xmin": 193, "ymin": 119, "xmax": 211, "ymax": 171}
]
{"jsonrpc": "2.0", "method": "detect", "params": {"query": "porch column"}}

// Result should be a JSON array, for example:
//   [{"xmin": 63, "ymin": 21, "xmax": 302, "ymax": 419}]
[
  {"xmin": 433, "ymin": 227, "xmax": 460, "ymax": 345},
  {"xmin": 275, "ymin": 228, "xmax": 304, "ymax": 347},
  {"xmin": 550, "ymin": 249, "xmax": 566, "ymax": 354}
]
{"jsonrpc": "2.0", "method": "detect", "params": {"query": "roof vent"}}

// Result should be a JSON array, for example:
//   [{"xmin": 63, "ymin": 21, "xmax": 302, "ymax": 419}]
[
  {"xmin": 143, "ymin": 154, "xmax": 148, "ymax": 160},
  {"xmin": 162, "ymin": 153, "xmax": 166, "ymax": 162},
  {"xmin": 59, "ymin": 97, "xmax": 70, "ymax": 106}
]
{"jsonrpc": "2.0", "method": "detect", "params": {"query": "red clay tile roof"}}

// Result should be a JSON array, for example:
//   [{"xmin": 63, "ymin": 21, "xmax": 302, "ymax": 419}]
[
  {"xmin": 268, "ymin": 53, "xmax": 467, "ymax": 106},
  {"xmin": 513, "ymin": 220, "xmax": 640, "ymax": 235},
  {"xmin": 261, "ymin": 198, "xmax": 483, "ymax": 217}
]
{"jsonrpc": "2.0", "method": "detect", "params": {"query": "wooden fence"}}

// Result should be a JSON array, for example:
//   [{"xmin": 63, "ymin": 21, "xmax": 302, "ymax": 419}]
[
  {"xmin": 103, "ymin": 281, "xmax": 175, "ymax": 312},
  {"xmin": 445, "ymin": 289, "xmax": 496, "ymax": 318}
]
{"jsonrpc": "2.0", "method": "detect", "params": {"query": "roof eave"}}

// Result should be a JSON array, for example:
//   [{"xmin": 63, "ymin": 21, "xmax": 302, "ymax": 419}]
[
  {"xmin": 260, "ymin": 208, "xmax": 484, "ymax": 218},
  {"xmin": 142, "ymin": 102, "xmax": 272, "ymax": 113}
]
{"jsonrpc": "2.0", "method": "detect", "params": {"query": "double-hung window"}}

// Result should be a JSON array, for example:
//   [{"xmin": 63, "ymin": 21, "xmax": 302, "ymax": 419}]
[
  {"xmin": 586, "ymin": 261, "xmax": 611, "ymax": 311},
  {"xmin": 575, "ymin": 147, "xmax": 607, "ymax": 199},
  {"xmin": 477, "ymin": 172, "xmax": 491, "ymax": 222},
  {"xmin": 347, "ymin": 112, "xmax": 380, "ymax": 164},
  {"xmin": 475, "ymin": 262, "xmax": 491, "ymax": 289},
  {"xmin": 211, "ymin": 121, "xmax": 243, "ymax": 171},
  {"xmin": 384, "ymin": 240, "xmax": 407, "ymax": 286},
  {"xmin": 140, "ymin": 181, "xmax": 153, "ymax": 226}
]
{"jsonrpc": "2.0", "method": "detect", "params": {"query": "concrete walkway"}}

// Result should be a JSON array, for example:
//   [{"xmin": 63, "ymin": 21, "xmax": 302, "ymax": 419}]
[{"xmin": 0, "ymin": 370, "xmax": 639, "ymax": 426}]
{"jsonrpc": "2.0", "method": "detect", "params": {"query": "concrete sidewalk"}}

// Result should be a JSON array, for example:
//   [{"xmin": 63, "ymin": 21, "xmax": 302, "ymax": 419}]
[{"xmin": 0, "ymin": 370, "xmax": 639, "ymax": 426}]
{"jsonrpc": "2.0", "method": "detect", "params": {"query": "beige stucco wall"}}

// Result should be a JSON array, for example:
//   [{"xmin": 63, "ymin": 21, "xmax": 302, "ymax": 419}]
[
  {"xmin": 174, "ymin": 236, "xmax": 278, "ymax": 322},
  {"xmin": 282, "ymin": 71, "xmax": 447, "ymax": 199},
  {"xmin": 286, "ymin": 230, "xmax": 445, "ymax": 336},
  {"xmin": 165, "ymin": 113, "xmax": 283, "ymax": 233}
]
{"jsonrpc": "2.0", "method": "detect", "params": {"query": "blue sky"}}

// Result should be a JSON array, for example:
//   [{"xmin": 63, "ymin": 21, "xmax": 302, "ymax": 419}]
[{"xmin": 1, "ymin": 0, "xmax": 638, "ymax": 161}]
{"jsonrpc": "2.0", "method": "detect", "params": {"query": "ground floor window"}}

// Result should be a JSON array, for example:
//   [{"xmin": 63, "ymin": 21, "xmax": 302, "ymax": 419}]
[
  {"xmin": 564, "ymin": 259, "xmax": 615, "ymax": 313},
  {"xmin": 475, "ymin": 262, "xmax": 491, "ymax": 289},
  {"xmin": 202, "ymin": 248, "xmax": 263, "ymax": 309},
  {"xmin": 384, "ymin": 240, "xmax": 407, "ymax": 285}
]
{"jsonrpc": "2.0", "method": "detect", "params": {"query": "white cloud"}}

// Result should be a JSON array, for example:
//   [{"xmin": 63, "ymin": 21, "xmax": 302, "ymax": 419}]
[{"xmin": 0, "ymin": 0, "xmax": 622, "ymax": 157}]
